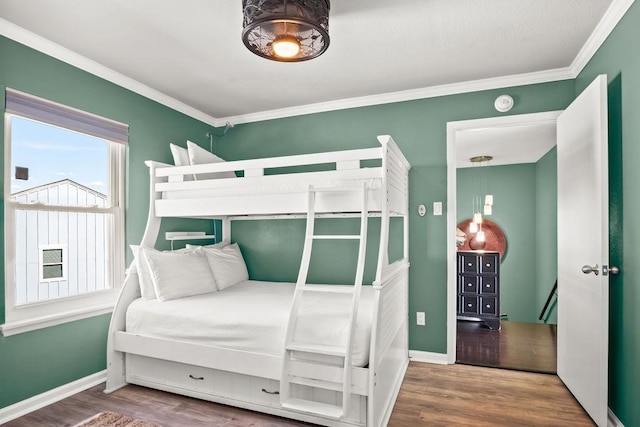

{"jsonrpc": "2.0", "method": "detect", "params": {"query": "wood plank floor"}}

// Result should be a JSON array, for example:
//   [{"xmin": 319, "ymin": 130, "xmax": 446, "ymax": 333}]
[
  {"xmin": 457, "ymin": 320, "xmax": 558, "ymax": 373},
  {"xmin": 5, "ymin": 362, "xmax": 593, "ymax": 427}
]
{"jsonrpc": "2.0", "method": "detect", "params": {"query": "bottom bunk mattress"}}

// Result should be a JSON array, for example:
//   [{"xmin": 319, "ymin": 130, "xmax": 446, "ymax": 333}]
[{"xmin": 125, "ymin": 280, "xmax": 374, "ymax": 367}]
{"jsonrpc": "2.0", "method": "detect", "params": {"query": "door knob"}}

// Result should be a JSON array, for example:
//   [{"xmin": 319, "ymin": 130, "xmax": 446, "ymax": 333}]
[
  {"xmin": 603, "ymin": 265, "xmax": 620, "ymax": 276},
  {"xmin": 582, "ymin": 264, "xmax": 599, "ymax": 275}
]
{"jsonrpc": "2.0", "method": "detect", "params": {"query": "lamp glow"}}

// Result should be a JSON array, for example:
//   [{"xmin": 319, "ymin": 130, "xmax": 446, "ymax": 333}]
[
  {"xmin": 272, "ymin": 36, "xmax": 301, "ymax": 58},
  {"xmin": 484, "ymin": 203, "xmax": 492, "ymax": 215},
  {"xmin": 477, "ymin": 230, "xmax": 486, "ymax": 242},
  {"xmin": 469, "ymin": 222, "xmax": 478, "ymax": 233},
  {"xmin": 473, "ymin": 212, "xmax": 483, "ymax": 224},
  {"xmin": 485, "ymin": 194, "xmax": 493, "ymax": 205}
]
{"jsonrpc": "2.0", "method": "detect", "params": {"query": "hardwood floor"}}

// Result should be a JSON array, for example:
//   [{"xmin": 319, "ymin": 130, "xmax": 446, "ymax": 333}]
[
  {"xmin": 6, "ymin": 362, "xmax": 593, "ymax": 427},
  {"xmin": 457, "ymin": 320, "xmax": 557, "ymax": 373},
  {"xmin": 389, "ymin": 362, "xmax": 594, "ymax": 427}
]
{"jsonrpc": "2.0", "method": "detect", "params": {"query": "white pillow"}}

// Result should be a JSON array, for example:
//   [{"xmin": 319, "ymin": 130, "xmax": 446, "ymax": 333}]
[
  {"xmin": 144, "ymin": 249, "xmax": 218, "ymax": 301},
  {"xmin": 203, "ymin": 243, "xmax": 249, "ymax": 291},
  {"xmin": 186, "ymin": 140, "xmax": 236, "ymax": 180},
  {"xmin": 186, "ymin": 239, "xmax": 230, "ymax": 250},
  {"xmin": 130, "ymin": 245, "xmax": 156, "ymax": 300},
  {"xmin": 169, "ymin": 143, "xmax": 194, "ymax": 181}
]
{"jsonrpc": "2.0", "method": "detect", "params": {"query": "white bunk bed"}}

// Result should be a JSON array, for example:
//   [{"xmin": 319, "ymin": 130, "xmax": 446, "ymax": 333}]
[{"xmin": 105, "ymin": 135, "xmax": 411, "ymax": 427}]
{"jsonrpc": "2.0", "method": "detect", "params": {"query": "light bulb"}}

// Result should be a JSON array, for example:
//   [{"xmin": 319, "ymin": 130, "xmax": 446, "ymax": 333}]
[
  {"xmin": 272, "ymin": 36, "xmax": 301, "ymax": 58},
  {"xmin": 484, "ymin": 203, "xmax": 492, "ymax": 215},
  {"xmin": 473, "ymin": 212, "xmax": 483, "ymax": 224},
  {"xmin": 477, "ymin": 230, "xmax": 486, "ymax": 242},
  {"xmin": 485, "ymin": 194, "xmax": 493, "ymax": 205},
  {"xmin": 469, "ymin": 222, "xmax": 478, "ymax": 233}
]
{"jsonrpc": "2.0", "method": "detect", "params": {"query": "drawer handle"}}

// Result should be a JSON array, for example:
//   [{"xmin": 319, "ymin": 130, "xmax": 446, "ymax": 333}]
[
  {"xmin": 189, "ymin": 374, "xmax": 205, "ymax": 381},
  {"xmin": 486, "ymin": 284, "xmax": 490, "ymax": 287},
  {"xmin": 467, "ymin": 263, "xmax": 472, "ymax": 266},
  {"xmin": 467, "ymin": 303, "xmax": 472, "ymax": 307},
  {"xmin": 486, "ymin": 263, "xmax": 491, "ymax": 267},
  {"xmin": 261, "ymin": 388, "xmax": 280, "ymax": 395},
  {"xmin": 486, "ymin": 304, "xmax": 491, "ymax": 308}
]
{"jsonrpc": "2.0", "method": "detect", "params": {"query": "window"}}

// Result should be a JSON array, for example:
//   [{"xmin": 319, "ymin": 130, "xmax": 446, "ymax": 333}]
[
  {"xmin": 2, "ymin": 88, "xmax": 128, "ymax": 336},
  {"xmin": 39, "ymin": 245, "xmax": 67, "ymax": 282}
]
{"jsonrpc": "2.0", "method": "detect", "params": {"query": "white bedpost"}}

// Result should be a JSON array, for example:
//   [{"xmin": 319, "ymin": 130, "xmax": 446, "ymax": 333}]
[
  {"xmin": 105, "ymin": 161, "xmax": 167, "ymax": 393},
  {"xmin": 222, "ymin": 218, "xmax": 231, "ymax": 242}
]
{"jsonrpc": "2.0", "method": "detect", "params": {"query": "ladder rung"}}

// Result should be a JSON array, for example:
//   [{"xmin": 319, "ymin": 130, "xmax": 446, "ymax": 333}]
[
  {"xmin": 287, "ymin": 375, "xmax": 343, "ymax": 392},
  {"xmin": 287, "ymin": 343, "xmax": 346, "ymax": 357},
  {"xmin": 281, "ymin": 398, "xmax": 343, "ymax": 419},
  {"xmin": 300, "ymin": 285, "xmax": 354, "ymax": 294},
  {"xmin": 310, "ymin": 186, "xmax": 365, "ymax": 193},
  {"xmin": 311, "ymin": 234, "xmax": 361, "ymax": 240}
]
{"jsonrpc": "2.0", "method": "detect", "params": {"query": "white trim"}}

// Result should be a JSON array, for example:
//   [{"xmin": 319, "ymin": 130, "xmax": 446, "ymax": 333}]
[
  {"xmin": 0, "ymin": 370, "xmax": 106, "ymax": 424},
  {"xmin": 0, "ymin": 301, "xmax": 115, "ymax": 336},
  {"xmin": 220, "ymin": 68, "xmax": 574, "ymax": 125},
  {"xmin": 1, "ymin": 0, "xmax": 633, "ymax": 126},
  {"xmin": 608, "ymin": 408, "xmax": 625, "ymax": 427},
  {"xmin": 409, "ymin": 350, "xmax": 449, "ymax": 365},
  {"xmin": 0, "ymin": 18, "xmax": 220, "ymax": 127},
  {"xmin": 445, "ymin": 111, "xmax": 563, "ymax": 364},
  {"xmin": 570, "ymin": 0, "xmax": 635, "ymax": 76}
]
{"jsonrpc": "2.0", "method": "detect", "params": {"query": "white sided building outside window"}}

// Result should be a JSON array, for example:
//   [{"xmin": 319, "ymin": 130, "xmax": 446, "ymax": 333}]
[{"xmin": 2, "ymin": 88, "xmax": 127, "ymax": 336}]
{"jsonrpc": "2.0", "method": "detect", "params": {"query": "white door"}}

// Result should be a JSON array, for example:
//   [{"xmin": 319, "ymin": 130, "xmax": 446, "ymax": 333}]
[{"xmin": 557, "ymin": 74, "xmax": 609, "ymax": 426}]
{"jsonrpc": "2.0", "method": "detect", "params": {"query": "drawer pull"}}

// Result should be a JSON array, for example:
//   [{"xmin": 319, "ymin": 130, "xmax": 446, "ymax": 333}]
[
  {"xmin": 486, "ymin": 304, "xmax": 491, "ymax": 308},
  {"xmin": 486, "ymin": 284, "xmax": 490, "ymax": 287},
  {"xmin": 467, "ymin": 303, "xmax": 472, "ymax": 307},
  {"xmin": 189, "ymin": 374, "xmax": 205, "ymax": 381},
  {"xmin": 486, "ymin": 263, "xmax": 491, "ymax": 267},
  {"xmin": 261, "ymin": 388, "xmax": 280, "ymax": 395},
  {"xmin": 467, "ymin": 263, "xmax": 472, "ymax": 266}
]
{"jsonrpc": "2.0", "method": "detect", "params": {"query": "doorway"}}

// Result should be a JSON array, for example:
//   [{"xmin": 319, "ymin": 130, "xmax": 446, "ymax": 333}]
[{"xmin": 446, "ymin": 111, "xmax": 562, "ymax": 373}]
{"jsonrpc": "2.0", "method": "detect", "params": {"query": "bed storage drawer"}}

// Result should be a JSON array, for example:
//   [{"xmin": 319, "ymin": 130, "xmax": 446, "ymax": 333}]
[{"xmin": 127, "ymin": 354, "xmax": 216, "ymax": 395}]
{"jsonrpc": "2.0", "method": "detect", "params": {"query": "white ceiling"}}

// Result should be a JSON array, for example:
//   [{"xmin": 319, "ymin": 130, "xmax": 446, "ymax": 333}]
[
  {"xmin": 455, "ymin": 121, "xmax": 558, "ymax": 168},
  {"xmin": 0, "ymin": 0, "xmax": 621, "ymax": 127}
]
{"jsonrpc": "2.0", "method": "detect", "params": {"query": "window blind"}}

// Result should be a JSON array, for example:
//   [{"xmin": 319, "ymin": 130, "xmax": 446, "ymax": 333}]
[{"xmin": 5, "ymin": 88, "xmax": 129, "ymax": 145}]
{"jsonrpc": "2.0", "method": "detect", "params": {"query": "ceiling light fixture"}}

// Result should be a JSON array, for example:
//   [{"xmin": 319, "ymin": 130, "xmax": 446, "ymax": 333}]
[
  {"xmin": 242, "ymin": 0, "xmax": 330, "ymax": 62},
  {"xmin": 469, "ymin": 155, "xmax": 494, "ymax": 242}
]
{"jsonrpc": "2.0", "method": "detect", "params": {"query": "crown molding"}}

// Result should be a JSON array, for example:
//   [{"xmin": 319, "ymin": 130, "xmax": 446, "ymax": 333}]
[
  {"xmin": 570, "ymin": 0, "xmax": 635, "ymax": 76},
  {"xmin": 221, "ymin": 67, "xmax": 575, "ymax": 125},
  {"xmin": 0, "ymin": 18, "xmax": 221, "ymax": 127}
]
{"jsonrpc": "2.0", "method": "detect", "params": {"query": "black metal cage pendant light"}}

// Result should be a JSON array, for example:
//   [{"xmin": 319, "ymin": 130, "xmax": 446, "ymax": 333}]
[{"xmin": 242, "ymin": 0, "xmax": 330, "ymax": 62}]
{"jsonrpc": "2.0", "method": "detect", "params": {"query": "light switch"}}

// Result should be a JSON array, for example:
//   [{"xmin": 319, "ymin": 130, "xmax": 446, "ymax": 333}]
[{"xmin": 433, "ymin": 202, "xmax": 442, "ymax": 216}]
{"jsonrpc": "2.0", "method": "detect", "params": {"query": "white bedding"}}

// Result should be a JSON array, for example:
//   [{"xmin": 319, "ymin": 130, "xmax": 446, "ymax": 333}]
[{"xmin": 126, "ymin": 280, "xmax": 374, "ymax": 367}]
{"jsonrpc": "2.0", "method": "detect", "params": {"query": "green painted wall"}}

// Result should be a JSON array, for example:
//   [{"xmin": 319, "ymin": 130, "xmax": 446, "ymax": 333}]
[
  {"xmin": 535, "ymin": 148, "xmax": 558, "ymax": 324},
  {"xmin": 457, "ymin": 163, "xmax": 538, "ymax": 323},
  {"xmin": 4, "ymin": 3, "xmax": 637, "ymax": 423},
  {"xmin": 575, "ymin": 2, "xmax": 640, "ymax": 425},
  {"xmin": 216, "ymin": 84, "xmax": 575, "ymax": 354},
  {"xmin": 0, "ymin": 35, "xmax": 212, "ymax": 409}
]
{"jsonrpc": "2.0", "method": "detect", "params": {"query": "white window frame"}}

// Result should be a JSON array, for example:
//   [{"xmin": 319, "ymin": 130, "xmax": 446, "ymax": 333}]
[
  {"xmin": 39, "ymin": 244, "xmax": 68, "ymax": 283},
  {"xmin": 1, "ymin": 92, "xmax": 127, "ymax": 336}
]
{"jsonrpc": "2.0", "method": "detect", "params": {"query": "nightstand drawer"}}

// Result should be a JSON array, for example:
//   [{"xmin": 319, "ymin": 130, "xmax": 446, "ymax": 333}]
[
  {"xmin": 461, "ymin": 296, "xmax": 479, "ymax": 315},
  {"xmin": 480, "ymin": 297, "xmax": 497, "ymax": 315},
  {"xmin": 479, "ymin": 254, "xmax": 499, "ymax": 274},
  {"xmin": 479, "ymin": 276, "xmax": 497, "ymax": 294},
  {"xmin": 459, "ymin": 276, "xmax": 479, "ymax": 294},
  {"xmin": 459, "ymin": 254, "xmax": 478, "ymax": 273}
]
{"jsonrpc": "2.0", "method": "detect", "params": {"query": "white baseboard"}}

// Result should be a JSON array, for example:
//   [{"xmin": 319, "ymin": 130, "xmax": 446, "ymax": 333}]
[
  {"xmin": 609, "ymin": 408, "xmax": 625, "ymax": 427},
  {"xmin": 0, "ymin": 370, "xmax": 106, "ymax": 424},
  {"xmin": 409, "ymin": 350, "xmax": 449, "ymax": 364}
]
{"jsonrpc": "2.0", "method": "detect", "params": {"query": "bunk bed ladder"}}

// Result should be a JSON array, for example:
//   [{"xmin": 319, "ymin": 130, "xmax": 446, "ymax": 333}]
[{"xmin": 280, "ymin": 183, "xmax": 369, "ymax": 421}]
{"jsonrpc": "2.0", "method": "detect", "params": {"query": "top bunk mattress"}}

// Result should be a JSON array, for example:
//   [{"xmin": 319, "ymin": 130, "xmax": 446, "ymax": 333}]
[{"xmin": 125, "ymin": 280, "xmax": 374, "ymax": 367}]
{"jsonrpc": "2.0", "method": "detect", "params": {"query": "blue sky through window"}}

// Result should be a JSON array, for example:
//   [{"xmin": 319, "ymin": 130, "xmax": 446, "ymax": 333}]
[{"xmin": 10, "ymin": 116, "xmax": 109, "ymax": 197}]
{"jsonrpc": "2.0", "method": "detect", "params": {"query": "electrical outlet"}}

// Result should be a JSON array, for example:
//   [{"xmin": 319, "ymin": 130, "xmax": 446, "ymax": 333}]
[{"xmin": 416, "ymin": 312, "xmax": 426, "ymax": 326}]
